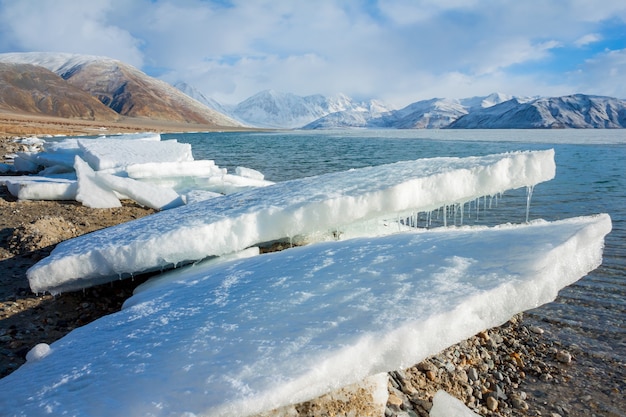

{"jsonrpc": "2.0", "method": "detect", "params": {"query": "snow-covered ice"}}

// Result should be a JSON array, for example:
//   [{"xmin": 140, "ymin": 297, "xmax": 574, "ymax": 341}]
[
  {"xmin": 26, "ymin": 150, "xmax": 556, "ymax": 294},
  {"xmin": 0, "ymin": 214, "xmax": 611, "ymax": 417}
]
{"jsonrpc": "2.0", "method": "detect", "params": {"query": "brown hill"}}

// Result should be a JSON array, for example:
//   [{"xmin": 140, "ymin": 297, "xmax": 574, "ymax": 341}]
[
  {"xmin": 0, "ymin": 53, "xmax": 242, "ymax": 128},
  {"xmin": 59, "ymin": 59, "xmax": 241, "ymax": 126},
  {"xmin": 0, "ymin": 62, "xmax": 119, "ymax": 121}
]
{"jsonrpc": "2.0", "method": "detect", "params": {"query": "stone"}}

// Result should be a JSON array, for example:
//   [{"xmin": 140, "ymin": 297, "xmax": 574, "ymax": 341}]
[
  {"xmin": 556, "ymin": 350, "xmax": 572, "ymax": 364},
  {"xmin": 511, "ymin": 395, "xmax": 529, "ymax": 410},
  {"xmin": 416, "ymin": 361, "xmax": 437, "ymax": 373},
  {"xmin": 388, "ymin": 393, "xmax": 404, "ymax": 408},
  {"xmin": 468, "ymin": 367, "xmax": 479, "ymax": 381},
  {"xmin": 486, "ymin": 396, "xmax": 498, "ymax": 411}
]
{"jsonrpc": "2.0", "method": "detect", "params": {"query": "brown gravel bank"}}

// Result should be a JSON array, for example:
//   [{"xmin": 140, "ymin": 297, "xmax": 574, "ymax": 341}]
[
  {"xmin": 0, "ymin": 135, "xmax": 623, "ymax": 417},
  {"xmin": 0, "ymin": 111, "xmax": 257, "ymax": 139}
]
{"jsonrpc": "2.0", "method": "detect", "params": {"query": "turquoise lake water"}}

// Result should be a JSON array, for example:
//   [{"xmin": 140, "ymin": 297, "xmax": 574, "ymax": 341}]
[{"xmin": 167, "ymin": 129, "xmax": 625, "ymax": 360}]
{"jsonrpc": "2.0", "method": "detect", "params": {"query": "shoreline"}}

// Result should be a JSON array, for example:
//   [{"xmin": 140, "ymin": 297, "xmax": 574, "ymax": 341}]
[{"xmin": 0, "ymin": 131, "xmax": 623, "ymax": 416}]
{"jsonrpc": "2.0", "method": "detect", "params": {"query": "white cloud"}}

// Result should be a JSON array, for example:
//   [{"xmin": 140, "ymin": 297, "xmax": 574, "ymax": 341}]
[
  {"xmin": 0, "ymin": 0, "xmax": 624, "ymax": 106},
  {"xmin": 570, "ymin": 48, "xmax": 626, "ymax": 98},
  {"xmin": 0, "ymin": 0, "xmax": 144, "ymax": 67},
  {"xmin": 574, "ymin": 33, "xmax": 602, "ymax": 47}
]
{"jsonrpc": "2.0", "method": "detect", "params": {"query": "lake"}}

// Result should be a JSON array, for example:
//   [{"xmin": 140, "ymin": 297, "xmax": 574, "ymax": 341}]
[{"xmin": 167, "ymin": 129, "xmax": 625, "ymax": 361}]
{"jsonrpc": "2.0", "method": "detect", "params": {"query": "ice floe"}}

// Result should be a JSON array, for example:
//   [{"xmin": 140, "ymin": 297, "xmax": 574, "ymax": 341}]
[
  {"xmin": 0, "ymin": 214, "xmax": 611, "ymax": 417},
  {"xmin": 26, "ymin": 149, "xmax": 556, "ymax": 294},
  {"xmin": 1, "ymin": 133, "xmax": 274, "ymax": 208}
]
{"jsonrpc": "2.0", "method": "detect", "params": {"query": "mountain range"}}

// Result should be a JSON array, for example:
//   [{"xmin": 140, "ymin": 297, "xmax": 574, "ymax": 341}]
[
  {"xmin": 0, "ymin": 52, "xmax": 625, "ymax": 130},
  {"xmin": 0, "ymin": 52, "xmax": 241, "ymax": 128}
]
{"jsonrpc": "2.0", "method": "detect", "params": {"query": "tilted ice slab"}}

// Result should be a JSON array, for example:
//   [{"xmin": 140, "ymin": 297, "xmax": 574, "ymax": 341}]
[
  {"xmin": 27, "ymin": 150, "xmax": 556, "ymax": 294},
  {"xmin": 1, "ymin": 214, "xmax": 611, "ymax": 417}
]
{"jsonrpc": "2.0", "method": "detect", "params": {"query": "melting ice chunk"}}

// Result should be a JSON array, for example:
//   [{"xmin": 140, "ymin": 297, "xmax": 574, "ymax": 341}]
[
  {"xmin": 1, "ymin": 214, "xmax": 611, "ymax": 417},
  {"xmin": 27, "ymin": 150, "xmax": 556, "ymax": 294}
]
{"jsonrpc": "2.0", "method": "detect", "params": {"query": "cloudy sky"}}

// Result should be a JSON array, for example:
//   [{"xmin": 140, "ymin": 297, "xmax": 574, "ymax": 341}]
[{"xmin": 0, "ymin": 0, "xmax": 625, "ymax": 107}]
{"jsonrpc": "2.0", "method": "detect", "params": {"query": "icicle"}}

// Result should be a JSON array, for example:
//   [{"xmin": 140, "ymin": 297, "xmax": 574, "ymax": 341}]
[
  {"xmin": 459, "ymin": 203, "xmax": 464, "ymax": 226},
  {"xmin": 476, "ymin": 197, "xmax": 480, "ymax": 220},
  {"xmin": 525, "ymin": 185, "xmax": 535, "ymax": 223},
  {"xmin": 443, "ymin": 205, "xmax": 448, "ymax": 227}
]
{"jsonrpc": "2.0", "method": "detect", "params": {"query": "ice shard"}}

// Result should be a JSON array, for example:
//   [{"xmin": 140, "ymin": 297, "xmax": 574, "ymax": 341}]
[{"xmin": 27, "ymin": 150, "xmax": 556, "ymax": 294}]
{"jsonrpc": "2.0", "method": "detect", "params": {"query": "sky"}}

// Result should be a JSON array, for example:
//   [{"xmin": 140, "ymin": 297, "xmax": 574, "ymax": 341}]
[{"xmin": 0, "ymin": 0, "xmax": 625, "ymax": 108}]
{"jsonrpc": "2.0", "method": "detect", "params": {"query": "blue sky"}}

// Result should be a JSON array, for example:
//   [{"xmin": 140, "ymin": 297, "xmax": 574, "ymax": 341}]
[{"xmin": 0, "ymin": 0, "xmax": 625, "ymax": 107}]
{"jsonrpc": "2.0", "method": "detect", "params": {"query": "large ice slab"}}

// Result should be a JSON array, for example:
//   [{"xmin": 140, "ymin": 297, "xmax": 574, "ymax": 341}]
[
  {"xmin": 1, "ymin": 214, "xmax": 611, "ymax": 417},
  {"xmin": 78, "ymin": 139, "xmax": 193, "ymax": 171},
  {"xmin": 26, "ymin": 150, "xmax": 556, "ymax": 294}
]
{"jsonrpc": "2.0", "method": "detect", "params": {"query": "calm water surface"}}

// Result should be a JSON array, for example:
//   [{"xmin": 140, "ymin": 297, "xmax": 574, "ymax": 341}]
[{"xmin": 167, "ymin": 129, "xmax": 625, "ymax": 360}]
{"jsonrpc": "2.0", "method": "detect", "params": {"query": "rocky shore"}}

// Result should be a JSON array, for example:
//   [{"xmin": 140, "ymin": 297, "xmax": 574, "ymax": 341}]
[{"xmin": 0, "ymin": 135, "xmax": 623, "ymax": 416}]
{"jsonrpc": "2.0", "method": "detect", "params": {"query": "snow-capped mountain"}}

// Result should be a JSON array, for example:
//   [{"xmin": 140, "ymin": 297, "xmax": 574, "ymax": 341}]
[
  {"xmin": 448, "ymin": 94, "xmax": 626, "ymax": 129},
  {"xmin": 173, "ymin": 82, "xmax": 235, "ymax": 119},
  {"xmin": 230, "ymin": 90, "xmax": 390, "ymax": 129},
  {"xmin": 301, "ymin": 99, "xmax": 395, "ymax": 129},
  {"xmin": 388, "ymin": 98, "xmax": 469, "ymax": 129},
  {"xmin": 458, "ymin": 92, "xmax": 518, "ymax": 111},
  {"xmin": 0, "ymin": 52, "xmax": 242, "ymax": 127},
  {"xmin": 304, "ymin": 93, "xmax": 514, "ymax": 129}
]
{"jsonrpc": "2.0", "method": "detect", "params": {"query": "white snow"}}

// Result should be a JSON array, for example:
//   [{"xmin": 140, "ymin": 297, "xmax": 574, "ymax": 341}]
[
  {"xmin": 26, "ymin": 150, "xmax": 556, "ymax": 294},
  {"xmin": 0, "ymin": 214, "xmax": 611, "ymax": 417}
]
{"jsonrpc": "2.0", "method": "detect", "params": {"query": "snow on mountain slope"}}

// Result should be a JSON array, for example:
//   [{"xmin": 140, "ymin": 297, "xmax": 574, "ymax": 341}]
[
  {"xmin": 304, "ymin": 93, "xmax": 519, "ymax": 130},
  {"xmin": 173, "ymin": 82, "xmax": 237, "ymax": 120},
  {"xmin": 231, "ymin": 90, "xmax": 391, "ymax": 129},
  {"xmin": 459, "ymin": 92, "xmax": 517, "ymax": 111},
  {"xmin": 0, "ymin": 52, "xmax": 242, "ymax": 127},
  {"xmin": 390, "ymin": 98, "xmax": 469, "ymax": 129},
  {"xmin": 302, "ymin": 99, "xmax": 395, "ymax": 129},
  {"xmin": 449, "ymin": 94, "xmax": 626, "ymax": 128}
]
